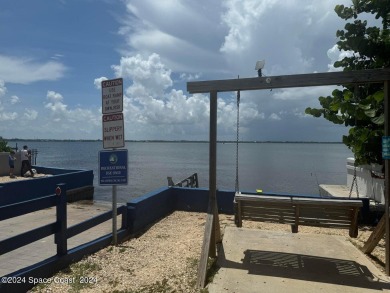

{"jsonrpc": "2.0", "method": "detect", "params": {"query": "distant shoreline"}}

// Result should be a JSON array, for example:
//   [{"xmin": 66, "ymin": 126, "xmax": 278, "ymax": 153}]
[{"xmin": 5, "ymin": 138, "xmax": 342, "ymax": 144}]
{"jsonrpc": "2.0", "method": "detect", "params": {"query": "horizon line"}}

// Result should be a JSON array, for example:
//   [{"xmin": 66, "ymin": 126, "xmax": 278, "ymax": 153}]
[{"xmin": 4, "ymin": 138, "xmax": 343, "ymax": 144}]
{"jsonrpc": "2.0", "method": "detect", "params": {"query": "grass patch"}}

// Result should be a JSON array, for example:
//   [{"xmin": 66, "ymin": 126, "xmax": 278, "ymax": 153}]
[
  {"xmin": 155, "ymin": 234, "xmax": 170, "ymax": 239},
  {"xmin": 109, "ymin": 277, "xmax": 120, "ymax": 288},
  {"xmin": 187, "ymin": 257, "xmax": 199, "ymax": 288},
  {"xmin": 111, "ymin": 278, "xmax": 174, "ymax": 293},
  {"xmin": 67, "ymin": 260, "xmax": 101, "ymax": 292},
  {"xmin": 206, "ymin": 257, "xmax": 220, "ymax": 284}
]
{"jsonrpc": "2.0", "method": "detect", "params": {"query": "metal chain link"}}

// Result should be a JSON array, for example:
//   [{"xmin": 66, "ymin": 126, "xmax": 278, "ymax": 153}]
[
  {"xmin": 349, "ymin": 165, "xmax": 359, "ymax": 198},
  {"xmin": 349, "ymin": 84, "xmax": 359, "ymax": 199},
  {"xmin": 235, "ymin": 89, "xmax": 240, "ymax": 192}
]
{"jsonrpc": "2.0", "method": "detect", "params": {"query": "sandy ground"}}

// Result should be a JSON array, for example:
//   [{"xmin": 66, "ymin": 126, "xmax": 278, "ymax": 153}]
[
  {"xmin": 0, "ymin": 173, "xmax": 49, "ymax": 183},
  {"xmin": 27, "ymin": 210, "xmax": 385, "ymax": 293}
]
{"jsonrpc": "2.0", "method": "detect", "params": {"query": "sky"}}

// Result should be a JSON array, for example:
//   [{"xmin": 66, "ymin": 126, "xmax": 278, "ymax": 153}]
[{"xmin": 0, "ymin": 0, "xmax": 376, "ymax": 141}]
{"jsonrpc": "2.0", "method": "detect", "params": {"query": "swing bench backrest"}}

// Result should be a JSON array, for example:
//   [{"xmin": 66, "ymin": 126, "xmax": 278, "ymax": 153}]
[{"xmin": 234, "ymin": 192, "xmax": 363, "ymax": 238}]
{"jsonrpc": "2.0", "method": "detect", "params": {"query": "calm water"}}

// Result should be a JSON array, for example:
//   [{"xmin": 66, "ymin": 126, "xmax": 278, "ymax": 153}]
[{"xmin": 8, "ymin": 141, "xmax": 352, "ymax": 203}]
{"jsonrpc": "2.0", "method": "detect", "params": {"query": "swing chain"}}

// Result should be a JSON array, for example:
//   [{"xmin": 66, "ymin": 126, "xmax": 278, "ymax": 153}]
[
  {"xmin": 349, "ymin": 84, "xmax": 360, "ymax": 199},
  {"xmin": 235, "ymin": 89, "xmax": 240, "ymax": 192},
  {"xmin": 349, "ymin": 165, "xmax": 359, "ymax": 198}
]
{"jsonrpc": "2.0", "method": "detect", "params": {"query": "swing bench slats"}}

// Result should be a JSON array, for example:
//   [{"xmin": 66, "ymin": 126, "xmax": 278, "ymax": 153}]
[{"xmin": 234, "ymin": 192, "xmax": 363, "ymax": 238}]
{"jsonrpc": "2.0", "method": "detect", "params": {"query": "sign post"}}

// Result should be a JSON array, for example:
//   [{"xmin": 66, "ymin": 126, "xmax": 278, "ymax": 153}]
[{"xmin": 100, "ymin": 77, "xmax": 126, "ymax": 246}]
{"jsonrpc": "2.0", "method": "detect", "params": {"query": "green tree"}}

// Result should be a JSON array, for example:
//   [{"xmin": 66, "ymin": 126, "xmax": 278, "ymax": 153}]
[
  {"xmin": 305, "ymin": 0, "xmax": 390, "ymax": 166},
  {"xmin": 0, "ymin": 136, "xmax": 12, "ymax": 152}
]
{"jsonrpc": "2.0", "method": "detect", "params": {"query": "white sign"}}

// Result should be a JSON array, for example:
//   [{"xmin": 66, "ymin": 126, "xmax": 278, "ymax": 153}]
[
  {"xmin": 102, "ymin": 78, "xmax": 123, "ymax": 114},
  {"xmin": 102, "ymin": 113, "xmax": 125, "ymax": 149}
]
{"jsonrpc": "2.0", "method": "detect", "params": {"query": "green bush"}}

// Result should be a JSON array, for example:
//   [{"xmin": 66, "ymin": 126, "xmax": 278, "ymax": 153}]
[{"xmin": 0, "ymin": 137, "xmax": 12, "ymax": 152}]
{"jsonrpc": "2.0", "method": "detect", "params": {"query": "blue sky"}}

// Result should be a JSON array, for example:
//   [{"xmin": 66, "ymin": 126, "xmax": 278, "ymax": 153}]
[{"xmin": 0, "ymin": 0, "xmax": 373, "ymax": 141}]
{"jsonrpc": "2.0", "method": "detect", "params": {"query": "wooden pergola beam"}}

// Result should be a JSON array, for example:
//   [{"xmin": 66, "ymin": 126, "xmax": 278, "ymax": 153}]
[{"xmin": 187, "ymin": 68, "xmax": 390, "ymax": 93}]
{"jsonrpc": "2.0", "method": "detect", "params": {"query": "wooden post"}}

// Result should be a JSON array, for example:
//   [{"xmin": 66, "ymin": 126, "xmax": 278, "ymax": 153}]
[
  {"xmin": 55, "ymin": 183, "xmax": 67, "ymax": 256},
  {"xmin": 362, "ymin": 214, "xmax": 386, "ymax": 254},
  {"xmin": 197, "ymin": 91, "xmax": 222, "ymax": 288},
  {"xmin": 385, "ymin": 80, "xmax": 390, "ymax": 275}
]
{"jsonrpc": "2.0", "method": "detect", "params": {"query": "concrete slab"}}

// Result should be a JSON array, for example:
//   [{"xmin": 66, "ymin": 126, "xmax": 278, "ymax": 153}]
[
  {"xmin": 208, "ymin": 227, "xmax": 390, "ymax": 293},
  {"xmin": 319, "ymin": 184, "xmax": 360, "ymax": 198}
]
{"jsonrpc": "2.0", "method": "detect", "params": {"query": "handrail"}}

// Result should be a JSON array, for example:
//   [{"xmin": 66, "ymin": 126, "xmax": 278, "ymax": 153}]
[
  {"xmin": 0, "ymin": 184, "xmax": 128, "ymax": 259},
  {"xmin": 167, "ymin": 173, "xmax": 199, "ymax": 188},
  {"xmin": 0, "ymin": 194, "xmax": 58, "ymax": 221},
  {"xmin": 0, "ymin": 223, "xmax": 57, "ymax": 255},
  {"xmin": 67, "ymin": 206, "xmax": 126, "ymax": 239}
]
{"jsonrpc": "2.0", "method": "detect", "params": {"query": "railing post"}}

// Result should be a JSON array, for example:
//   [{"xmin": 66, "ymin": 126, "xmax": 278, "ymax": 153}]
[
  {"xmin": 126, "ymin": 204, "xmax": 135, "ymax": 234},
  {"xmin": 55, "ymin": 183, "xmax": 67, "ymax": 256},
  {"xmin": 121, "ymin": 206, "xmax": 128, "ymax": 230},
  {"xmin": 195, "ymin": 173, "xmax": 199, "ymax": 188}
]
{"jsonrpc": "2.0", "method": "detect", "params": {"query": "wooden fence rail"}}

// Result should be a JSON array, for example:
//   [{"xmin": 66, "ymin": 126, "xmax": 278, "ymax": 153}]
[{"xmin": 0, "ymin": 183, "xmax": 128, "ymax": 262}]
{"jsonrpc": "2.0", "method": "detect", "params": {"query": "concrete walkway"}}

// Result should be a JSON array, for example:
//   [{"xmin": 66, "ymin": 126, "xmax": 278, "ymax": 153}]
[
  {"xmin": 0, "ymin": 201, "xmax": 115, "ymax": 277},
  {"xmin": 208, "ymin": 227, "xmax": 390, "ymax": 293}
]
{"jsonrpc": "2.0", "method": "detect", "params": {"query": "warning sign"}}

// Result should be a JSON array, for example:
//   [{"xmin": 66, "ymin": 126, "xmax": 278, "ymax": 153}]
[
  {"xmin": 102, "ymin": 113, "xmax": 125, "ymax": 149},
  {"xmin": 102, "ymin": 78, "xmax": 123, "ymax": 114}
]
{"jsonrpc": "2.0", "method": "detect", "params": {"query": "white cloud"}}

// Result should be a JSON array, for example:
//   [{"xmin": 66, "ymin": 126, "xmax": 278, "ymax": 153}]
[
  {"xmin": 269, "ymin": 113, "xmax": 281, "ymax": 120},
  {"xmin": 0, "ymin": 55, "xmax": 67, "ymax": 84},
  {"xmin": 112, "ymin": 54, "xmax": 172, "ymax": 96},
  {"xmin": 327, "ymin": 44, "xmax": 355, "ymax": 72},
  {"xmin": 0, "ymin": 80, "xmax": 18, "ymax": 122},
  {"xmin": 272, "ymin": 86, "xmax": 336, "ymax": 101},
  {"xmin": 218, "ymin": 0, "xmax": 351, "ymax": 77},
  {"xmin": 45, "ymin": 91, "xmax": 67, "ymax": 115},
  {"xmin": 94, "ymin": 77, "xmax": 108, "ymax": 90},
  {"xmin": 109, "ymin": 54, "xmax": 262, "ymax": 140},
  {"xmin": 10, "ymin": 95, "xmax": 20, "ymax": 104},
  {"xmin": 24, "ymin": 109, "xmax": 38, "ymax": 120},
  {"xmin": 0, "ymin": 111, "xmax": 18, "ymax": 121},
  {"xmin": 293, "ymin": 108, "xmax": 310, "ymax": 118},
  {"xmin": 220, "ymin": 0, "xmax": 277, "ymax": 53},
  {"xmin": 179, "ymin": 73, "xmax": 201, "ymax": 81},
  {"xmin": 119, "ymin": 0, "xmax": 226, "ymax": 73},
  {"xmin": 0, "ymin": 80, "xmax": 6, "ymax": 97},
  {"xmin": 50, "ymin": 54, "xmax": 64, "ymax": 60},
  {"xmin": 44, "ymin": 90, "xmax": 100, "ymax": 131}
]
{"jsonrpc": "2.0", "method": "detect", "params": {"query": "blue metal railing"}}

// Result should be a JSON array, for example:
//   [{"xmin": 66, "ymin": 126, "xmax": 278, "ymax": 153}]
[{"xmin": 0, "ymin": 183, "xmax": 129, "ymax": 293}]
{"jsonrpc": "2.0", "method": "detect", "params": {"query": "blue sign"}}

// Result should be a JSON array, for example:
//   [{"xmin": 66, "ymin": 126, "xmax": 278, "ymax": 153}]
[
  {"xmin": 99, "ymin": 149, "xmax": 128, "ymax": 185},
  {"xmin": 382, "ymin": 136, "xmax": 390, "ymax": 160}
]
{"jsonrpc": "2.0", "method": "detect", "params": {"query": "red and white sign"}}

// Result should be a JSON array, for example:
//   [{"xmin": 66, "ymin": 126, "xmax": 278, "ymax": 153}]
[
  {"xmin": 102, "ymin": 113, "xmax": 125, "ymax": 149},
  {"xmin": 102, "ymin": 78, "xmax": 123, "ymax": 114}
]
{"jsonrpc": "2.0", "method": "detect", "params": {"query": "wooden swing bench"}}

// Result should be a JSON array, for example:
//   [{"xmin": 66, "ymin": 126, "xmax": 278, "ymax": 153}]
[{"xmin": 234, "ymin": 192, "xmax": 363, "ymax": 238}]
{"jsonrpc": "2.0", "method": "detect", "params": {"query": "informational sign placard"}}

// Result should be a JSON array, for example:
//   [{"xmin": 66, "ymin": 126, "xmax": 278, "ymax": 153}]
[
  {"xmin": 102, "ymin": 113, "xmax": 125, "ymax": 149},
  {"xmin": 99, "ymin": 149, "xmax": 128, "ymax": 185},
  {"xmin": 102, "ymin": 78, "xmax": 123, "ymax": 114},
  {"xmin": 382, "ymin": 136, "xmax": 390, "ymax": 159}
]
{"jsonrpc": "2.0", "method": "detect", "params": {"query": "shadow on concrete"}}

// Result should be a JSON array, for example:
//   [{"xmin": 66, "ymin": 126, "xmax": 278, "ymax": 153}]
[{"xmin": 217, "ymin": 244, "xmax": 390, "ymax": 291}]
